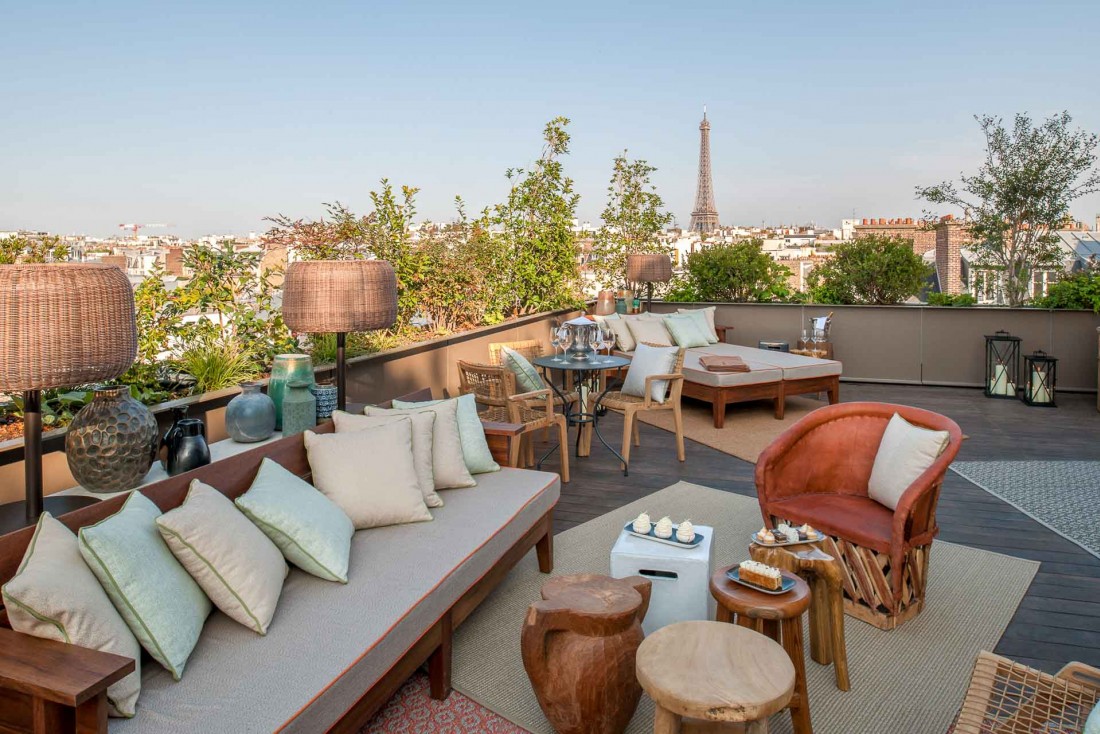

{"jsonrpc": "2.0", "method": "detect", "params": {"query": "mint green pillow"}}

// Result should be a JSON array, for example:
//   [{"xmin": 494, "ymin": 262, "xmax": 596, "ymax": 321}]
[
  {"xmin": 79, "ymin": 492, "xmax": 212, "ymax": 680},
  {"xmin": 394, "ymin": 394, "xmax": 500, "ymax": 474},
  {"xmin": 663, "ymin": 314, "xmax": 710, "ymax": 348},
  {"xmin": 675, "ymin": 308, "xmax": 718, "ymax": 343},
  {"xmin": 500, "ymin": 345, "xmax": 545, "ymax": 393},
  {"xmin": 235, "ymin": 458, "xmax": 354, "ymax": 583}
]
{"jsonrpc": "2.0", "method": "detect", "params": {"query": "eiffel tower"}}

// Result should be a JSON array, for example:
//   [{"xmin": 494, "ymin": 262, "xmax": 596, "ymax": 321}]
[{"xmin": 689, "ymin": 107, "xmax": 720, "ymax": 233}]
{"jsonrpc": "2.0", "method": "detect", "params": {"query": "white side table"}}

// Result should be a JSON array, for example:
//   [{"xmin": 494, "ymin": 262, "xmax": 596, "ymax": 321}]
[{"xmin": 610, "ymin": 525, "xmax": 715, "ymax": 636}]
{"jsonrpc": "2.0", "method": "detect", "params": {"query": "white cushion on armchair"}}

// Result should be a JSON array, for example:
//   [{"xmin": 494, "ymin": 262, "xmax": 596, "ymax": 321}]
[
  {"xmin": 868, "ymin": 413, "xmax": 951, "ymax": 510},
  {"xmin": 622, "ymin": 343, "xmax": 679, "ymax": 403}
]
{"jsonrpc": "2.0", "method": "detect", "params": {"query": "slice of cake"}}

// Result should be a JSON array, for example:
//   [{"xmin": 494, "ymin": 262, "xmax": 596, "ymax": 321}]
[{"xmin": 738, "ymin": 560, "xmax": 783, "ymax": 591}]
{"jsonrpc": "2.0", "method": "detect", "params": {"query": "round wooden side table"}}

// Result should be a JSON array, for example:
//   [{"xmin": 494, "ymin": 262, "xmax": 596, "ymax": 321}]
[
  {"xmin": 521, "ymin": 573, "xmax": 652, "ymax": 734},
  {"xmin": 636, "ymin": 620, "xmax": 794, "ymax": 734},
  {"xmin": 710, "ymin": 567, "xmax": 813, "ymax": 734}
]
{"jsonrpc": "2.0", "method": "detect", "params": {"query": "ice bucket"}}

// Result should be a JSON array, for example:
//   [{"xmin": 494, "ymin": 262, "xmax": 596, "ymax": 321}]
[{"xmin": 563, "ymin": 317, "xmax": 599, "ymax": 361}]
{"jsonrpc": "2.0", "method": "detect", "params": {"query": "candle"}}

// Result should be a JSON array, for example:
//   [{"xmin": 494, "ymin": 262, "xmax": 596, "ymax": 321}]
[
  {"xmin": 1030, "ymin": 370, "xmax": 1050, "ymax": 403},
  {"xmin": 989, "ymin": 363, "xmax": 1013, "ymax": 396}
]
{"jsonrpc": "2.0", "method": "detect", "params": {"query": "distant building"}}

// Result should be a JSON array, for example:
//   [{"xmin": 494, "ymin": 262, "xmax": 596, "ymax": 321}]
[{"xmin": 853, "ymin": 217, "xmax": 936, "ymax": 255}]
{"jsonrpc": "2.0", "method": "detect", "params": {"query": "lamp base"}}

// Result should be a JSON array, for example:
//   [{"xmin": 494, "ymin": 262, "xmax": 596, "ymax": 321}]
[{"xmin": 0, "ymin": 495, "xmax": 100, "ymax": 535}]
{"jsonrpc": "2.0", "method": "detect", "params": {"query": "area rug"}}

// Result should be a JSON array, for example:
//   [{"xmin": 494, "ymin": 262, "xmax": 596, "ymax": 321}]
[
  {"xmin": 452, "ymin": 482, "xmax": 1038, "ymax": 734},
  {"xmin": 362, "ymin": 671, "xmax": 526, "ymax": 733},
  {"xmin": 952, "ymin": 461, "xmax": 1100, "ymax": 560},
  {"xmin": 637, "ymin": 395, "xmax": 824, "ymax": 462}
]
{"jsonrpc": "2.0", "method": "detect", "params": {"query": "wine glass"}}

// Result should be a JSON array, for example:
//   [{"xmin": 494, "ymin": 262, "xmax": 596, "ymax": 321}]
[
  {"xmin": 594, "ymin": 327, "xmax": 609, "ymax": 363},
  {"xmin": 550, "ymin": 325, "xmax": 563, "ymax": 362},
  {"xmin": 557, "ymin": 326, "xmax": 574, "ymax": 361},
  {"xmin": 813, "ymin": 327, "xmax": 826, "ymax": 357},
  {"xmin": 801, "ymin": 327, "xmax": 809, "ymax": 351},
  {"xmin": 602, "ymin": 326, "xmax": 617, "ymax": 363}
]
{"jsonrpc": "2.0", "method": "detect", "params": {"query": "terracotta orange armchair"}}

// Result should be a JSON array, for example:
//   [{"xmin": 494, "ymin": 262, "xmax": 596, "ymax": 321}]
[{"xmin": 755, "ymin": 402, "xmax": 963, "ymax": 629}]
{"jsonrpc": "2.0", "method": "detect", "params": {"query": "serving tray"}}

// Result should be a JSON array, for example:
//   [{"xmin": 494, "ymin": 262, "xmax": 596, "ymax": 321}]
[
  {"xmin": 750, "ymin": 531, "xmax": 823, "ymax": 548},
  {"xmin": 623, "ymin": 522, "xmax": 704, "ymax": 549},
  {"xmin": 726, "ymin": 567, "xmax": 796, "ymax": 595}
]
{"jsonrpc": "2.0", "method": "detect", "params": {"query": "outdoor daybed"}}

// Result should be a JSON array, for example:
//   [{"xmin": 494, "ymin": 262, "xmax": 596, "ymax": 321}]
[{"xmin": 0, "ymin": 404, "xmax": 557, "ymax": 734}]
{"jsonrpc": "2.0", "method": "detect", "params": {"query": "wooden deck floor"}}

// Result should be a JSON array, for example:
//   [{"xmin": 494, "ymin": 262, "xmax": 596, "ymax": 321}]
[{"xmin": 531, "ymin": 382, "xmax": 1100, "ymax": 675}]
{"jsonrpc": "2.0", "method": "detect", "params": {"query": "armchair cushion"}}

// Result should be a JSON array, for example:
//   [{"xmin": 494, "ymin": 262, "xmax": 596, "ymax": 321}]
[
  {"xmin": 767, "ymin": 494, "xmax": 894, "ymax": 554},
  {"xmin": 500, "ymin": 345, "xmax": 545, "ymax": 394},
  {"xmin": 623, "ymin": 343, "xmax": 679, "ymax": 403},
  {"xmin": 868, "ymin": 413, "xmax": 951, "ymax": 510}
]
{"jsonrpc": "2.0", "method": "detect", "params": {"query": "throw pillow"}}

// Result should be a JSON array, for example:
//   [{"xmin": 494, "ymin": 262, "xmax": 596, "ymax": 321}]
[
  {"xmin": 366, "ymin": 400, "xmax": 476, "ymax": 488},
  {"xmin": 2, "ymin": 513, "xmax": 142, "ymax": 717},
  {"xmin": 626, "ymin": 317, "xmax": 673, "ymax": 347},
  {"xmin": 605, "ymin": 317, "xmax": 637, "ymax": 352},
  {"xmin": 676, "ymin": 307, "xmax": 719, "ymax": 343},
  {"xmin": 868, "ymin": 413, "xmax": 952, "ymax": 510},
  {"xmin": 393, "ymin": 394, "xmax": 499, "ymax": 474},
  {"xmin": 156, "ymin": 481, "xmax": 288, "ymax": 635},
  {"xmin": 235, "ymin": 458, "xmax": 354, "ymax": 583},
  {"xmin": 591, "ymin": 312, "xmax": 621, "ymax": 324},
  {"xmin": 500, "ymin": 345, "xmax": 545, "ymax": 393},
  {"xmin": 622, "ymin": 343, "xmax": 680, "ymax": 403},
  {"xmin": 332, "ymin": 409, "xmax": 442, "ymax": 507},
  {"xmin": 1085, "ymin": 700, "xmax": 1100, "ymax": 734},
  {"xmin": 78, "ymin": 492, "xmax": 212, "ymax": 680},
  {"xmin": 304, "ymin": 422, "xmax": 433, "ymax": 529},
  {"xmin": 663, "ymin": 314, "xmax": 710, "ymax": 348}
]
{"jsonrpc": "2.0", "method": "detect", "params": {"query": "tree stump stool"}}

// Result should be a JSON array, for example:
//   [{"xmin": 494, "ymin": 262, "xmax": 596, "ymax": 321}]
[
  {"xmin": 709, "ymin": 567, "xmax": 813, "ymax": 734},
  {"xmin": 521, "ymin": 573, "xmax": 652, "ymax": 734},
  {"xmin": 750, "ymin": 539, "xmax": 851, "ymax": 691},
  {"xmin": 636, "ymin": 621, "xmax": 794, "ymax": 734}
]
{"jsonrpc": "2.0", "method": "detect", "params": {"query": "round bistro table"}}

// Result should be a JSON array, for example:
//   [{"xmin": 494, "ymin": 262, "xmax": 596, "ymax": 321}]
[{"xmin": 533, "ymin": 354, "xmax": 631, "ymax": 467}]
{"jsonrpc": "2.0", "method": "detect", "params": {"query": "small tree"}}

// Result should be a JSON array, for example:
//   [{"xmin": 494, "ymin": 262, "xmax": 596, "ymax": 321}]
[
  {"xmin": 917, "ymin": 112, "xmax": 1100, "ymax": 305},
  {"xmin": 0, "ymin": 234, "xmax": 69, "ymax": 264},
  {"xmin": 809, "ymin": 235, "xmax": 931, "ymax": 305},
  {"xmin": 590, "ymin": 152, "xmax": 673, "ymax": 290},
  {"xmin": 666, "ymin": 239, "xmax": 792, "ymax": 302}
]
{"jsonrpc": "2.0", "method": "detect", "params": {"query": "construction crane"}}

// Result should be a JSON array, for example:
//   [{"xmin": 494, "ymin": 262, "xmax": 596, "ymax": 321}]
[{"xmin": 118, "ymin": 223, "xmax": 171, "ymax": 239}]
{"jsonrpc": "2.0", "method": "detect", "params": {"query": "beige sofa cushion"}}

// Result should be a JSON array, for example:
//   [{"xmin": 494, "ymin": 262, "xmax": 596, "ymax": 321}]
[{"xmin": 332, "ymin": 410, "xmax": 442, "ymax": 508}]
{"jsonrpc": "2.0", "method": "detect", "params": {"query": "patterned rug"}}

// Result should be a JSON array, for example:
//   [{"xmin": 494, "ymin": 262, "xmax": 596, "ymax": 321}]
[
  {"xmin": 362, "ymin": 671, "xmax": 527, "ymax": 733},
  {"xmin": 951, "ymin": 461, "xmax": 1100, "ymax": 560}
]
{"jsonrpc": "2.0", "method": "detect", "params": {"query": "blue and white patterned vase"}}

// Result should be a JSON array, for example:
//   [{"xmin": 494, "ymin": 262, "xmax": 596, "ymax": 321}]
[{"xmin": 311, "ymin": 384, "xmax": 338, "ymax": 421}]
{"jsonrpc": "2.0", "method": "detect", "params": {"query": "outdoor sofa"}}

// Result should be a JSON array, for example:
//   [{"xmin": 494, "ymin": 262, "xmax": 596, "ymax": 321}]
[{"xmin": 0, "ymin": 394, "xmax": 558, "ymax": 734}]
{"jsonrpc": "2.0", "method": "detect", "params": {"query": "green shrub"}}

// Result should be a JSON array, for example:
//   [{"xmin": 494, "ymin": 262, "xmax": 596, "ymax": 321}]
[
  {"xmin": 175, "ymin": 334, "xmax": 260, "ymax": 393},
  {"xmin": 927, "ymin": 292, "xmax": 977, "ymax": 306},
  {"xmin": 808, "ymin": 235, "xmax": 932, "ymax": 305},
  {"xmin": 667, "ymin": 240, "xmax": 792, "ymax": 303},
  {"xmin": 1032, "ymin": 266, "xmax": 1100, "ymax": 311}
]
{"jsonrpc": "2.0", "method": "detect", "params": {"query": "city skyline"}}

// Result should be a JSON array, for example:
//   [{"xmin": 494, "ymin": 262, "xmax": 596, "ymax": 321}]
[{"xmin": 3, "ymin": 0, "xmax": 1099, "ymax": 238}]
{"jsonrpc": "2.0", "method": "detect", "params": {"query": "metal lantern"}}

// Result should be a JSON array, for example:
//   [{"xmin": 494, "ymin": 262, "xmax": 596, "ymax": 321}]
[
  {"xmin": 1022, "ymin": 351, "xmax": 1057, "ymax": 407},
  {"xmin": 984, "ymin": 330, "xmax": 1021, "ymax": 399}
]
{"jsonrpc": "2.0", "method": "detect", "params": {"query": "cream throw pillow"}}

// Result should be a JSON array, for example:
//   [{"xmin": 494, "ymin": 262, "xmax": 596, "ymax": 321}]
[
  {"xmin": 157, "ymin": 481, "xmax": 288, "ymax": 634},
  {"xmin": 868, "ymin": 413, "xmax": 951, "ymax": 510},
  {"xmin": 626, "ymin": 317, "xmax": 673, "ymax": 347},
  {"xmin": 606, "ymin": 317, "xmax": 637, "ymax": 352},
  {"xmin": 365, "ymin": 401, "xmax": 476, "ymax": 489},
  {"xmin": 304, "ymin": 421, "xmax": 433, "ymax": 529},
  {"xmin": 332, "ymin": 410, "xmax": 442, "ymax": 507},
  {"xmin": 2, "ymin": 513, "xmax": 142, "ymax": 717},
  {"xmin": 622, "ymin": 343, "xmax": 679, "ymax": 403}
]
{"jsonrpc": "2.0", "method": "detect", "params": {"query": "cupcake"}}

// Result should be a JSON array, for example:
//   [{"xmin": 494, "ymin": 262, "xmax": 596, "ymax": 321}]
[
  {"xmin": 654, "ymin": 516, "xmax": 674, "ymax": 539},
  {"xmin": 756, "ymin": 527, "xmax": 776, "ymax": 544},
  {"xmin": 800, "ymin": 523, "xmax": 821, "ymax": 540},
  {"xmin": 676, "ymin": 520, "xmax": 695, "ymax": 544},
  {"xmin": 632, "ymin": 512, "xmax": 652, "ymax": 535}
]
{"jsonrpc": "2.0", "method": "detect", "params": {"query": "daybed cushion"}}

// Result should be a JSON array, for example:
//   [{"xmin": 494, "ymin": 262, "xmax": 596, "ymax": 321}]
[
  {"xmin": 702, "ymin": 344, "xmax": 841, "ymax": 381},
  {"xmin": 111, "ymin": 467, "xmax": 560, "ymax": 734},
  {"xmin": 766, "ymin": 494, "xmax": 893, "ymax": 554},
  {"xmin": 681, "ymin": 349, "xmax": 784, "ymax": 388}
]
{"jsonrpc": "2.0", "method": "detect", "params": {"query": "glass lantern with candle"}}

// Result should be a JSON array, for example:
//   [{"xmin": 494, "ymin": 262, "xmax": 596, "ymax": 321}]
[
  {"xmin": 1022, "ymin": 351, "xmax": 1057, "ymax": 407},
  {"xmin": 984, "ymin": 331, "xmax": 1021, "ymax": 399}
]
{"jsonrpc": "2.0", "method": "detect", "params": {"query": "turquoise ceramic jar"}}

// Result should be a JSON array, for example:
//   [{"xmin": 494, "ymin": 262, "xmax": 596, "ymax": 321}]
[
  {"xmin": 269, "ymin": 354, "xmax": 314, "ymax": 429},
  {"xmin": 281, "ymin": 380, "xmax": 317, "ymax": 438}
]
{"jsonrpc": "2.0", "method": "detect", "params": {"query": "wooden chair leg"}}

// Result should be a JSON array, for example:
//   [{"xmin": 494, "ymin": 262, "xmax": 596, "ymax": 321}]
[
  {"xmin": 526, "ymin": 434, "xmax": 535, "ymax": 468},
  {"xmin": 508, "ymin": 431, "xmax": 523, "ymax": 469},
  {"xmin": 556, "ymin": 417, "xmax": 570, "ymax": 483},
  {"xmin": 672, "ymin": 405, "xmax": 685, "ymax": 462},
  {"xmin": 632, "ymin": 417, "xmax": 641, "ymax": 446},
  {"xmin": 620, "ymin": 410, "xmax": 635, "ymax": 471}
]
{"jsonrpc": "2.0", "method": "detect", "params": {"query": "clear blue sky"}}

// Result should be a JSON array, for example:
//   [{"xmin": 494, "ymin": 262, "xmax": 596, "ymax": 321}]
[{"xmin": 3, "ymin": 0, "xmax": 1099, "ymax": 237}]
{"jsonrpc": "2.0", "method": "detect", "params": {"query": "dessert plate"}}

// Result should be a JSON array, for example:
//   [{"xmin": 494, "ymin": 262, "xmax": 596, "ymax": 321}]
[
  {"xmin": 727, "ymin": 568, "xmax": 796, "ymax": 595},
  {"xmin": 750, "ymin": 533, "xmax": 822, "ymax": 548},
  {"xmin": 623, "ymin": 522, "xmax": 704, "ymax": 549}
]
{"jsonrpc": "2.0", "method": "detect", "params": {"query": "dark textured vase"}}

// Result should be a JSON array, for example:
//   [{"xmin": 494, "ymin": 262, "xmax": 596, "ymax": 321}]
[
  {"xmin": 164, "ymin": 418, "xmax": 211, "ymax": 477},
  {"xmin": 65, "ymin": 386, "xmax": 159, "ymax": 492},
  {"xmin": 226, "ymin": 381, "xmax": 277, "ymax": 443},
  {"xmin": 281, "ymin": 380, "xmax": 317, "ymax": 438}
]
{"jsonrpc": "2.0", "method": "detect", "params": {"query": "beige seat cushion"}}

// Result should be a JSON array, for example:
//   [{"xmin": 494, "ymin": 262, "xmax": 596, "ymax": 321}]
[
  {"xmin": 332, "ymin": 410, "xmax": 442, "ymax": 508},
  {"xmin": 868, "ymin": 413, "xmax": 951, "ymax": 510}
]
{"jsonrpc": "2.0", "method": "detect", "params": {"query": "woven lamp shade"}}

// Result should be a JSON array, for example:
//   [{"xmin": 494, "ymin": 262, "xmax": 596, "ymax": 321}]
[
  {"xmin": 0, "ymin": 264, "xmax": 136, "ymax": 391},
  {"xmin": 626, "ymin": 253, "xmax": 673, "ymax": 284},
  {"xmin": 282, "ymin": 260, "xmax": 398, "ymax": 333}
]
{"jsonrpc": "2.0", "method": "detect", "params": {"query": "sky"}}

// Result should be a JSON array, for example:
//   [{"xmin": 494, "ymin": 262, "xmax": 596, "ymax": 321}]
[{"xmin": 2, "ymin": 0, "xmax": 1099, "ymax": 238}]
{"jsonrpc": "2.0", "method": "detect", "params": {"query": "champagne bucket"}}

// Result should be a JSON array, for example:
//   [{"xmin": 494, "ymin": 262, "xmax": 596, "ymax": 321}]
[{"xmin": 564, "ymin": 319, "xmax": 600, "ymax": 361}]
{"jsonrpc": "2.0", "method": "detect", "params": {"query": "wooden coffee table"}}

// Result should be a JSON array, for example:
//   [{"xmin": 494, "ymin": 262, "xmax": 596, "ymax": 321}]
[{"xmin": 636, "ymin": 621, "xmax": 794, "ymax": 734}]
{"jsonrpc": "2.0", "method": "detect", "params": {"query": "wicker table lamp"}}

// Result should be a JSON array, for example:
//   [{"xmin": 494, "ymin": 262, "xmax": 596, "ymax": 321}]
[
  {"xmin": 282, "ymin": 260, "xmax": 398, "ymax": 412},
  {"xmin": 0, "ymin": 264, "xmax": 137, "ymax": 533},
  {"xmin": 626, "ymin": 253, "xmax": 673, "ymax": 312}
]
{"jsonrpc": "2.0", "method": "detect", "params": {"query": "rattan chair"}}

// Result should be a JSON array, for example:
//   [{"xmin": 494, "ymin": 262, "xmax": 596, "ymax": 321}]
[
  {"xmin": 591, "ymin": 348, "xmax": 686, "ymax": 473},
  {"xmin": 488, "ymin": 340, "xmax": 579, "ymax": 407},
  {"xmin": 954, "ymin": 650, "xmax": 1100, "ymax": 733},
  {"xmin": 457, "ymin": 360, "xmax": 569, "ymax": 483}
]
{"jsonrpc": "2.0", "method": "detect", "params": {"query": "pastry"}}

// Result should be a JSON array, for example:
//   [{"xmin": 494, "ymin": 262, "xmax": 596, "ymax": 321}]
[
  {"xmin": 738, "ymin": 560, "xmax": 783, "ymax": 591},
  {"xmin": 632, "ymin": 512, "xmax": 652, "ymax": 535},
  {"xmin": 776, "ymin": 523, "xmax": 800, "ymax": 544},
  {"xmin": 799, "ymin": 523, "xmax": 821, "ymax": 540},
  {"xmin": 756, "ymin": 527, "xmax": 775, "ymax": 544},
  {"xmin": 654, "ymin": 516, "xmax": 674, "ymax": 539},
  {"xmin": 676, "ymin": 520, "xmax": 695, "ymax": 544}
]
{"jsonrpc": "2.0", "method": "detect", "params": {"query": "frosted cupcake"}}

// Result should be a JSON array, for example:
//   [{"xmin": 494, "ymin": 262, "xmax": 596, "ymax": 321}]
[
  {"xmin": 654, "ymin": 516, "xmax": 674, "ymax": 539},
  {"xmin": 756, "ymin": 527, "xmax": 775, "ymax": 544},
  {"xmin": 632, "ymin": 512, "xmax": 652, "ymax": 535},
  {"xmin": 676, "ymin": 520, "xmax": 695, "ymax": 544}
]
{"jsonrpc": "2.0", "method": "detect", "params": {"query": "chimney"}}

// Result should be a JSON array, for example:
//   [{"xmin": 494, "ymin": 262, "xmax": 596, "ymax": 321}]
[
  {"xmin": 862, "ymin": 218, "xmax": 869, "ymax": 225},
  {"xmin": 878, "ymin": 218, "xmax": 886, "ymax": 225}
]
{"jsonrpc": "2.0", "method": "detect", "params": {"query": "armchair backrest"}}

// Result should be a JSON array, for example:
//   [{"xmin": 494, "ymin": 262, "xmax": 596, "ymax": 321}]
[
  {"xmin": 457, "ymin": 360, "xmax": 517, "ymax": 409},
  {"xmin": 488, "ymin": 339, "xmax": 543, "ymax": 367}
]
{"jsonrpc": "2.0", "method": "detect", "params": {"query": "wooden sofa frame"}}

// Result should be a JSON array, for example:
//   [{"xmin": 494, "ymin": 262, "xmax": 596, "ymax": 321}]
[
  {"xmin": 683, "ymin": 373, "xmax": 840, "ymax": 428},
  {"xmin": 0, "ymin": 390, "xmax": 553, "ymax": 734}
]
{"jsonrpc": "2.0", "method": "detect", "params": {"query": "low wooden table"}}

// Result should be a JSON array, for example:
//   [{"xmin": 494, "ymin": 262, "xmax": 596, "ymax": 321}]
[
  {"xmin": 750, "ymin": 540, "xmax": 851, "ymax": 691},
  {"xmin": 636, "ymin": 621, "xmax": 794, "ymax": 734},
  {"xmin": 521, "ymin": 574, "xmax": 651, "ymax": 734}
]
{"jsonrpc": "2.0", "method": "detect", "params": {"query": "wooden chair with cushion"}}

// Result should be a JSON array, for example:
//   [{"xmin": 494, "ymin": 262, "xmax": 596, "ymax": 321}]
[
  {"xmin": 458, "ymin": 360, "xmax": 569, "ymax": 482},
  {"xmin": 755, "ymin": 402, "xmax": 963, "ymax": 630},
  {"xmin": 488, "ymin": 339, "xmax": 579, "ymax": 408},
  {"xmin": 954, "ymin": 650, "xmax": 1100, "ymax": 733}
]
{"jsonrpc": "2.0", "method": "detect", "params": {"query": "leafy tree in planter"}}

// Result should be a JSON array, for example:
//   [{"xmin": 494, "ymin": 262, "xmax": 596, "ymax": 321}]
[
  {"xmin": 590, "ymin": 152, "xmax": 674, "ymax": 290},
  {"xmin": 666, "ymin": 239, "xmax": 793, "ymax": 303},
  {"xmin": 808, "ymin": 235, "xmax": 931, "ymax": 305},
  {"xmin": 917, "ymin": 111, "xmax": 1100, "ymax": 306}
]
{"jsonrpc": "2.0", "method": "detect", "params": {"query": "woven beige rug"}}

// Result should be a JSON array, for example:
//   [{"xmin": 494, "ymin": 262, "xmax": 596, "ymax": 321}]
[
  {"xmin": 452, "ymin": 482, "xmax": 1038, "ymax": 734},
  {"xmin": 637, "ymin": 396, "xmax": 823, "ymax": 463}
]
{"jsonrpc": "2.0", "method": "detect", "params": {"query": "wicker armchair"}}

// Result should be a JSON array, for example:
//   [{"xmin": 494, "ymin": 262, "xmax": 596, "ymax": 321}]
[
  {"xmin": 954, "ymin": 651, "xmax": 1100, "ymax": 733},
  {"xmin": 488, "ymin": 340, "xmax": 579, "ymax": 408},
  {"xmin": 755, "ymin": 402, "xmax": 963, "ymax": 629},
  {"xmin": 457, "ymin": 360, "xmax": 569, "ymax": 482},
  {"xmin": 592, "ymin": 348, "xmax": 686, "ymax": 475}
]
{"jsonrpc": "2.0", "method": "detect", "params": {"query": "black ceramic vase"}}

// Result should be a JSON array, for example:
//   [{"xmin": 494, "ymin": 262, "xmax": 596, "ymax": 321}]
[
  {"xmin": 163, "ymin": 417, "xmax": 211, "ymax": 477},
  {"xmin": 65, "ymin": 386, "xmax": 159, "ymax": 492}
]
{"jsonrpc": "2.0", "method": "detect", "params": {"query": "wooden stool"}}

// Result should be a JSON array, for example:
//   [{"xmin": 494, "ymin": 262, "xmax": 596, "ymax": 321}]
[
  {"xmin": 750, "ymin": 539, "xmax": 851, "ymax": 691},
  {"xmin": 636, "ymin": 621, "xmax": 794, "ymax": 734},
  {"xmin": 521, "ymin": 574, "xmax": 652, "ymax": 734},
  {"xmin": 709, "ymin": 567, "xmax": 813, "ymax": 734}
]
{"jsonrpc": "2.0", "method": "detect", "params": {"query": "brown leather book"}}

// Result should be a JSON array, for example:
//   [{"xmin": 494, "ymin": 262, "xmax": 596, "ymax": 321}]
[{"xmin": 699, "ymin": 355, "xmax": 750, "ymax": 373}]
